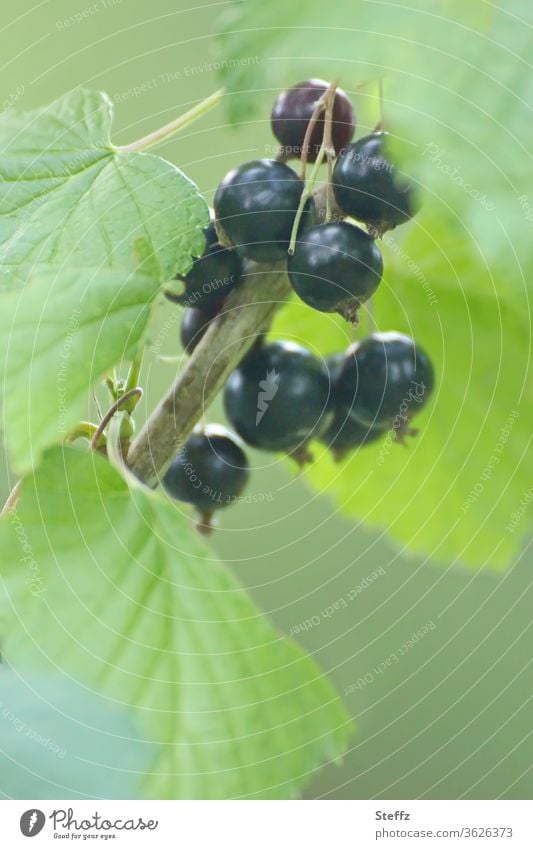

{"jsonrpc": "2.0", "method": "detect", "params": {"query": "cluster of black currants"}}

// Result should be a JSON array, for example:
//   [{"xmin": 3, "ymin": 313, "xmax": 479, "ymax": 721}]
[{"xmin": 163, "ymin": 79, "xmax": 434, "ymax": 530}]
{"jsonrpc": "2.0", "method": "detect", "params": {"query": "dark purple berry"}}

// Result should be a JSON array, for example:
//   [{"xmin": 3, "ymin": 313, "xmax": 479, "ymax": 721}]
[{"xmin": 271, "ymin": 79, "xmax": 355, "ymax": 162}]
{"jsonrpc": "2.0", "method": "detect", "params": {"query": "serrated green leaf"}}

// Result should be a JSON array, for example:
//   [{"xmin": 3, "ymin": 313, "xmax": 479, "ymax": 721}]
[
  {"xmin": 0, "ymin": 447, "xmax": 352, "ymax": 799},
  {"xmin": 0, "ymin": 267, "xmax": 161, "ymax": 474},
  {"xmin": 271, "ymin": 211, "xmax": 532, "ymax": 570},
  {"xmin": 0, "ymin": 89, "xmax": 208, "ymax": 286}
]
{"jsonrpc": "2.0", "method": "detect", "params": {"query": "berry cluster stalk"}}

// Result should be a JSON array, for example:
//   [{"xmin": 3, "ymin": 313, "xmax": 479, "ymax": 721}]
[{"xmin": 126, "ymin": 262, "xmax": 291, "ymax": 487}]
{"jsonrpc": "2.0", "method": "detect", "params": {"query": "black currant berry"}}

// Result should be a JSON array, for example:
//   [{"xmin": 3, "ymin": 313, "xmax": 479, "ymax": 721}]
[
  {"xmin": 337, "ymin": 333, "xmax": 434, "ymax": 436},
  {"xmin": 319, "ymin": 354, "xmax": 384, "ymax": 460},
  {"xmin": 180, "ymin": 301, "xmax": 222, "ymax": 354},
  {"xmin": 163, "ymin": 425, "xmax": 249, "ymax": 530},
  {"xmin": 287, "ymin": 222, "xmax": 383, "ymax": 323},
  {"xmin": 223, "ymin": 340, "xmax": 331, "ymax": 458},
  {"xmin": 271, "ymin": 79, "xmax": 355, "ymax": 162},
  {"xmin": 333, "ymin": 132, "xmax": 419, "ymax": 233},
  {"xmin": 214, "ymin": 159, "xmax": 314, "ymax": 262},
  {"xmin": 321, "ymin": 411, "xmax": 384, "ymax": 460},
  {"xmin": 166, "ymin": 216, "xmax": 243, "ymax": 308}
]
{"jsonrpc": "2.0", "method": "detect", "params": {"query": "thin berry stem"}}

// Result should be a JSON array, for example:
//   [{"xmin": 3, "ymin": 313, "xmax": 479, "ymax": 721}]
[
  {"xmin": 1, "ymin": 479, "xmax": 22, "ymax": 517},
  {"xmin": 299, "ymin": 97, "xmax": 326, "ymax": 181},
  {"xmin": 374, "ymin": 77, "xmax": 386, "ymax": 132},
  {"xmin": 115, "ymin": 89, "xmax": 224, "ymax": 154},
  {"xmin": 288, "ymin": 148, "xmax": 325, "ymax": 255},
  {"xmin": 323, "ymin": 85, "xmax": 337, "ymax": 222},
  {"xmin": 288, "ymin": 83, "xmax": 338, "ymax": 254},
  {"xmin": 90, "ymin": 388, "xmax": 142, "ymax": 450},
  {"xmin": 299, "ymin": 80, "xmax": 337, "ymax": 181},
  {"xmin": 64, "ymin": 421, "xmax": 100, "ymax": 443}
]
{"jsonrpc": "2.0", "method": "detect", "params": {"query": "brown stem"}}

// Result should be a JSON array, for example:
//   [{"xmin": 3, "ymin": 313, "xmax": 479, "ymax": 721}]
[
  {"xmin": 1, "ymin": 479, "xmax": 22, "ymax": 516},
  {"xmin": 299, "ymin": 84, "xmax": 329, "ymax": 180},
  {"xmin": 90, "ymin": 388, "xmax": 142, "ymax": 450},
  {"xmin": 323, "ymin": 85, "xmax": 337, "ymax": 221},
  {"xmin": 289, "ymin": 83, "xmax": 338, "ymax": 254},
  {"xmin": 374, "ymin": 77, "xmax": 386, "ymax": 132},
  {"xmin": 127, "ymin": 261, "xmax": 291, "ymax": 487}
]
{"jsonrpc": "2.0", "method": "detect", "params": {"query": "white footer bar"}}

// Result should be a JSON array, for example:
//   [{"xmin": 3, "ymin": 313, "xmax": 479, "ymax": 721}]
[{"xmin": 2, "ymin": 800, "xmax": 532, "ymax": 848}]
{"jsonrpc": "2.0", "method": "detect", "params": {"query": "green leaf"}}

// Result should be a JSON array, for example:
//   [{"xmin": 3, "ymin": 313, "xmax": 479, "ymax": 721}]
[
  {"xmin": 0, "ymin": 89, "xmax": 208, "ymax": 286},
  {"xmin": 0, "ymin": 267, "xmax": 161, "ymax": 474},
  {"xmin": 271, "ymin": 212, "xmax": 532, "ymax": 570},
  {"xmin": 0, "ymin": 447, "xmax": 352, "ymax": 799},
  {"xmin": 0, "ymin": 667, "xmax": 155, "ymax": 799},
  {"xmin": 215, "ymin": 0, "xmax": 493, "ymax": 121}
]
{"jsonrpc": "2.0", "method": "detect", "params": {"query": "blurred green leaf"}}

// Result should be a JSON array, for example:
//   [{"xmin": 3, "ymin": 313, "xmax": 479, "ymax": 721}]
[
  {"xmin": 271, "ymin": 210, "xmax": 532, "ymax": 569},
  {"xmin": 0, "ymin": 447, "xmax": 352, "ymax": 798},
  {"xmin": 0, "ymin": 667, "xmax": 153, "ymax": 799}
]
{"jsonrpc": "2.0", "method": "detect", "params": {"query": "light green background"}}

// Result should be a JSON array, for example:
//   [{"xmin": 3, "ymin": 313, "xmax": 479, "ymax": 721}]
[{"xmin": 0, "ymin": 0, "xmax": 531, "ymax": 799}]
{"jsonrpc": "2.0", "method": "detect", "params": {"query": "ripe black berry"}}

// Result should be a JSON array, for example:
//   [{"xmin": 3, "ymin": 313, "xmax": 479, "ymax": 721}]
[
  {"xmin": 180, "ymin": 302, "xmax": 222, "ymax": 354},
  {"xmin": 321, "ymin": 412, "xmax": 384, "ymax": 460},
  {"xmin": 287, "ymin": 222, "xmax": 383, "ymax": 323},
  {"xmin": 214, "ymin": 159, "xmax": 314, "ymax": 262},
  {"xmin": 337, "ymin": 333, "xmax": 434, "ymax": 435},
  {"xmin": 223, "ymin": 340, "xmax": 331, "ymax": 458},
  {"xmin": 163, "ymin": 425, "xmax": 249, "ymax": 530},
  {"xmin": 333, "ymin": 132, "xmax": 418, "ymax": 233},
  {"xmin": 271, "ymin": 79, "xmax": 355, "ymax": 162},
  {"xmin": 319, "ymin": 354, "xmax": 384, "ymax": 460},
  {"xmin": 166, "ymin": 216, "xmax": 243, "ymax": 308}
]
